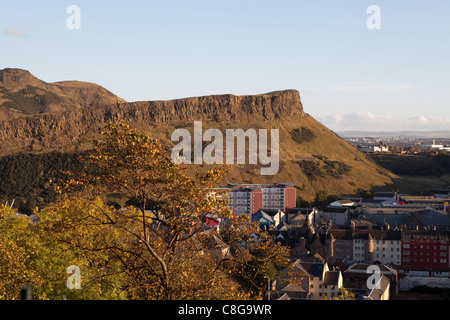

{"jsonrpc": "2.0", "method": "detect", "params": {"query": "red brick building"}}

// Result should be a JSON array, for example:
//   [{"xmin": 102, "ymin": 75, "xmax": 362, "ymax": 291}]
[{"xmin": 401, "ymin": 230, "xmax": 450, "ymax": 268}]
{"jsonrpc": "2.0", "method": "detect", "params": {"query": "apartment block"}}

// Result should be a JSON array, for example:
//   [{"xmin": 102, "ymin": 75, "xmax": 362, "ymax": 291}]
[{"xmin": 219, "ymin": 183, "xmax": 296, "ymax": 215}]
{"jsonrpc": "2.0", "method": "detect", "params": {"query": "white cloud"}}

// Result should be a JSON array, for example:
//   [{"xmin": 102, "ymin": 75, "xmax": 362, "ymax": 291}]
[
  {"xmin": 3, "ymin": 29, "xmax": 28, "ymax": 37},
  {"xmin": 318, "ymin": 113, "xmax": 450, "ymax": 131}
]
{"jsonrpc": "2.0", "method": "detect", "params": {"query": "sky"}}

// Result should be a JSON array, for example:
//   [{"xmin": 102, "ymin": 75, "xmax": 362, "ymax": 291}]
[{"xmin": 1, "ymin": 0, "xmax": 449, "ymax": 132}]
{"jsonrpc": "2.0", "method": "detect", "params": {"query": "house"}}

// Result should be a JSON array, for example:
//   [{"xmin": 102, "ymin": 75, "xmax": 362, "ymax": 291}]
[
  {"xmin": 353, "ymin": 228, "xmax": 402, "ymax": 265},
  {"xmin": 367, "ymin": 275, "xmax": 391, "ymax": 300},
  {"xmin": 342, "ymin": 263, "xmax": 398, "ymax": 299},
  {"xmin": 309, "ymin": 232, "xmax": 332, "ymax": 262},
  {"xmin": 329, "ymin": 228, "xmax": 353, "ymax": 264},
  {"xmin": 252, "ymin": 209, "xmax": 286, "ymax": 231},
  {"xmin": 273, "ymin": 256, "xmax": 343, "ymax": 300},
  {"xmin": 318, "ymin": 207, "xmax": 350, "ymax": 227}
]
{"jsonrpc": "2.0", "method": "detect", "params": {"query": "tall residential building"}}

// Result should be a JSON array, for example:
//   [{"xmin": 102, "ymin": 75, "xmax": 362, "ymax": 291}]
[
  {"xmin": 216, "ymin": 183, "xmax": 296, "ymax": 215},
  {"xmin": 401, "ymin": 230, "xmax": 450, "ymax": 269}
]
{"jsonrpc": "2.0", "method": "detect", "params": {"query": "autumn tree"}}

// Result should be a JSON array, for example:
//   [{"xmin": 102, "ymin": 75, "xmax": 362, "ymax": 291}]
[
  {"xmin": 0, "ymin": 204, "xmax": 124, "ymax": 300},
  {"xmin": 49, "ymin": 120, "xmax": 289, "ymax": 300},
  {"xmin": 322, "ymin": 287, "xmax": 355, "ymax": 300}
]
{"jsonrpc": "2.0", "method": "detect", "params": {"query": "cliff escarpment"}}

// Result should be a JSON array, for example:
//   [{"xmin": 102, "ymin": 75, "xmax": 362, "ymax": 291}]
[{"xmin": 0, "ymin": 88, "xmax": 304, "ymax": 155}]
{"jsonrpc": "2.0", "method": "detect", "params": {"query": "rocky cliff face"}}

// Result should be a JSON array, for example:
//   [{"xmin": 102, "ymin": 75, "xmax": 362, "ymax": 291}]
[{"xmin": 0, "ymin": 70, "xmax": 304, "ymax": 155}]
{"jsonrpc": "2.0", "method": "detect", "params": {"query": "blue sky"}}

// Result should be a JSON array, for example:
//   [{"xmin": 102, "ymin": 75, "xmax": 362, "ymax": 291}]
[{"xmin": 1, "ymin": 0, "xmax": 449, "ymax": 131}]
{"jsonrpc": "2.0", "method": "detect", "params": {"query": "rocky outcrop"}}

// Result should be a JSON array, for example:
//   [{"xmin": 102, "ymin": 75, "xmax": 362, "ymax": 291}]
[{"xmin": 0, "ymin": 84, "xmax": 304, "ymax": 155}]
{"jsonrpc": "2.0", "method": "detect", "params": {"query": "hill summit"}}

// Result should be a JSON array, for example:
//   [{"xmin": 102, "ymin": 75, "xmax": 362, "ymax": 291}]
[{"xmin": 0, "ymin": 68, "xmax": 125, "ymax": 120}]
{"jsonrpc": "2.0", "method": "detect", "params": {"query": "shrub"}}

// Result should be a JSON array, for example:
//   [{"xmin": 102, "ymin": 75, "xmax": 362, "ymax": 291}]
[
  {"xmin": 291, "ymin": 127, "xmax": 316, "ymax": 144},
  {"xmin": 297, "ymin": 160, "xmax": 323, "ymax": 181}
]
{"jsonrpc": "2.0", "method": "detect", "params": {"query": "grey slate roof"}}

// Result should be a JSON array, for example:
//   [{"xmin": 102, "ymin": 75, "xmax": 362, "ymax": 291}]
[{"xmin": 323, "ymin": 271, "xmax": 340, "ymax": 286}]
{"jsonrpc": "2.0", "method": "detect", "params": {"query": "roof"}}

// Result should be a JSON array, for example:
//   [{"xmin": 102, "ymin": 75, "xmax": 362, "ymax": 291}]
[
  {"xmin": 402, "ymin": 229, "xmax": 450, "ymax": 240},
  {"xmin": 323, "ymin": 271, "xmax": 341, "ymax": 286},
  {"xmin": 368, "ymin": 275, "xmax": 390, "ymax": 300},
  {"xmin": 256, "ymin": 209, "xmax": 283, "ymax": 216},
  {"xmin": 332, "ymin": 199, "xmax": 357, "ymax": 206},
  {"xmin": 252, "ymin": 210, "xmax": 274, "ymax": 224},
  {"xmin": 345, "ymin": 263, "xmax": 397, "ymax": 275},
  {"xmin": 359, "ymin": 212, "xmax": 408, "ymax": 227},
  {"xmin": 329, "ymin": 229, "xmax": 353, "ymax": 240},
  {"xmin": 294, "ymin": 260, "xmax": 325, "ymax": 277},
  {"xmin": 413, "ymin": 212, "xmax": 450, "ymax": 227},
  {"xmin": 323, "ymin": 207, "xmax": 349, "ymax": 213},
  {"xmin": 288, "ymin": 213, "xmax": 306, "ymax": 225}
]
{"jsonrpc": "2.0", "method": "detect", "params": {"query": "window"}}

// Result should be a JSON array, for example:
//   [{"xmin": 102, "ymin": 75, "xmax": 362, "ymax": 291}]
[
  {"xmin": 403, "ymin": 244, "xmax": 410, "ymax": 249},
  {"xmin": 440, "ymin": 259, "xmax": 447, "ymax": 263}
]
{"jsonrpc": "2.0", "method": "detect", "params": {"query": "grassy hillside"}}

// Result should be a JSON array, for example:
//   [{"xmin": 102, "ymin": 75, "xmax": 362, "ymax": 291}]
[
  {"xmin": 0, "ymin": 114, "xmax": 399, "ymax": 210},
  {"xmin": 146, "ymin": 113, "xmax": 398, "ymax": 202}
]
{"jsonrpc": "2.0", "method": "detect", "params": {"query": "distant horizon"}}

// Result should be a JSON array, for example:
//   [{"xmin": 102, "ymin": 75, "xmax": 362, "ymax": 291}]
[{"xmin": 337, "ymin": 129, "xmax": 450, "ymax": 138}]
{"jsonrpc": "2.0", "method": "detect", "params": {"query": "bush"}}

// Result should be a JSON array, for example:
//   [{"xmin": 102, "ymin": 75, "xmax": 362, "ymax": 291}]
[
  {"xmin": 297, "ymin": 160, "xmax": 323, "ymax": 181},
  {"xmin": 291, "ymin": 127, "xmax": 316, "ymax": 144},
  {"xmin": 324, "ymin": 160, "xmax": 352, "ymax": 178}
]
